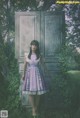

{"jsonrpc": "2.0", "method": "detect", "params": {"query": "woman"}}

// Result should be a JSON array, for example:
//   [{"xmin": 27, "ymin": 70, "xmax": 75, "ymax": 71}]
[{"xmin": 22, "ymin": 40, "xmax": 49, "ymax": 117}]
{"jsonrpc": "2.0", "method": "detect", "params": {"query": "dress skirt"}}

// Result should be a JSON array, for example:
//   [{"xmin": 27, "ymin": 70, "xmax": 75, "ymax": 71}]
[{"xmin": 22, "ymin": 64, "xmax": 49, "ymax": 95}]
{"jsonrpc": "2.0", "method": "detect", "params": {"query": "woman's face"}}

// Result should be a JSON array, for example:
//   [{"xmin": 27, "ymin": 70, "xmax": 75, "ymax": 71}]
[{"xmin": 31, "ymin": 44, "xmax": 37, "ymax": 52}]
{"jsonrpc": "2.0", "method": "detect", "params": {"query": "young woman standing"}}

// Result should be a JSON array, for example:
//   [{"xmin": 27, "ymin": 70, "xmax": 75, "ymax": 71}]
[{"xmin": 22, "ymin": 40, "xmax": 49, "ymax": 118}]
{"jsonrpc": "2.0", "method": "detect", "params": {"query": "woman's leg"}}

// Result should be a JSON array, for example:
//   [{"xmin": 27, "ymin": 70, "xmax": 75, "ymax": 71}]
[
  {"xmin": 29, "ymin": 95, "xmax": 35, "ymax": 108},
  {"xmin": 29, "ymin": 94, "xmax": 41, "ymax": 115},
  {"xmin": 34, "ymin": 95, "xmax": 41, "ymax": 113},
  {"xmin": 29, "ymin": 95, "xmax": 36, "ymax": 115}
]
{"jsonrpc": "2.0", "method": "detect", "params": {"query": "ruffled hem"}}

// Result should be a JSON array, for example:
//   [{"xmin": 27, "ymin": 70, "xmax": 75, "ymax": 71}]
[{"xmin": 22, "ymin": 90, "xmax": 49, "ymax": 95}]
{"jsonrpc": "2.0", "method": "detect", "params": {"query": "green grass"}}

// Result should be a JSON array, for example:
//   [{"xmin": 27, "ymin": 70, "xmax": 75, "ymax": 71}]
[
  {"xmin": 66, "ymin": 70, "xmax": 80, "ymax": 86},
  {"xmin": 67, "ymin": 70, "xmax": 80, "ymax": 79}
]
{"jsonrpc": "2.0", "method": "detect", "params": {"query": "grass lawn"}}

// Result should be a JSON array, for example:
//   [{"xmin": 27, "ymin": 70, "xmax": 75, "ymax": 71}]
[{"xmin": 66, "ymin": 70, "xmax": 80, "ymax": 79}]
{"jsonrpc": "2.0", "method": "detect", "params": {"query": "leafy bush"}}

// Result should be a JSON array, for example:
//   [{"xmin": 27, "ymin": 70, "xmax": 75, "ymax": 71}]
[{"xmin": 58, "ymin": 45, "xmax": 79, "ymax": 75}]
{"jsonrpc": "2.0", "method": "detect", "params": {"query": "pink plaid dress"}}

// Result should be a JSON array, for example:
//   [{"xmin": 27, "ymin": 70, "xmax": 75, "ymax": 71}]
[{"xmin": 22, "ymin": 53, "xmax": 49, "ymax": 95}]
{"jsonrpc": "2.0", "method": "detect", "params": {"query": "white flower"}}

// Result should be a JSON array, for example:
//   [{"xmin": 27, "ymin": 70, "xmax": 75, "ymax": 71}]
[{"xmin": 37, "ymin": 0, "xmax": 44, "ymax": 8}]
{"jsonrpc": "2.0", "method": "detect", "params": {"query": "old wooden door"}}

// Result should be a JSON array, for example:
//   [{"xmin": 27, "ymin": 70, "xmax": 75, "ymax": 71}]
[{"xmin": 15, "ymin": 11, "xmax": 65, "ymax": 108}]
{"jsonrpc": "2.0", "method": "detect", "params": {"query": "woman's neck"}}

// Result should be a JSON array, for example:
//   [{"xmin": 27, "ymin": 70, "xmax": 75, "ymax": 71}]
[{"xmin": 32, "ymin": 51, "xmax": 36, "ymax": 54}]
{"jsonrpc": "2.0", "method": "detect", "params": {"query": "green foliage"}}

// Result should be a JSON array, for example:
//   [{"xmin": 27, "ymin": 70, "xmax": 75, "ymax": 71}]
[
  {"xmin": 73, "ymin": 49, "xmax": 80, "ymax": 67},
  {"xmin": 58, "ymin": 45, "xmax": 79, "ymax": 76},
  {"xmin": 3, "ymin": 56, "xmax": 28, "ymax": 118},
  {"xmin": 65, "ymin": 5, "xmax": 80, "ymax": 48}
]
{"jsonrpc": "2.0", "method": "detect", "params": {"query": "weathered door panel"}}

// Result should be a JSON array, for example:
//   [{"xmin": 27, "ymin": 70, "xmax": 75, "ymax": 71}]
[{"xmin": 41, "ymin": 11, "xmax": 64, "ymax": 75}]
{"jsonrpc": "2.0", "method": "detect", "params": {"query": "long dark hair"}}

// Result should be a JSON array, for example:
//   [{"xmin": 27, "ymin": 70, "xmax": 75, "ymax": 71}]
[{"xmin": 28, "ymin": 40, "xmax": 40, "ymax": 59}]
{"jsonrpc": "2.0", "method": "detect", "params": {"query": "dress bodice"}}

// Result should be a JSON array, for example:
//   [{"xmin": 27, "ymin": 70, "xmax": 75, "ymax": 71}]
[{"xmin": 25, "ymin": 53, "xmax": 40, "ymax": 67}]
